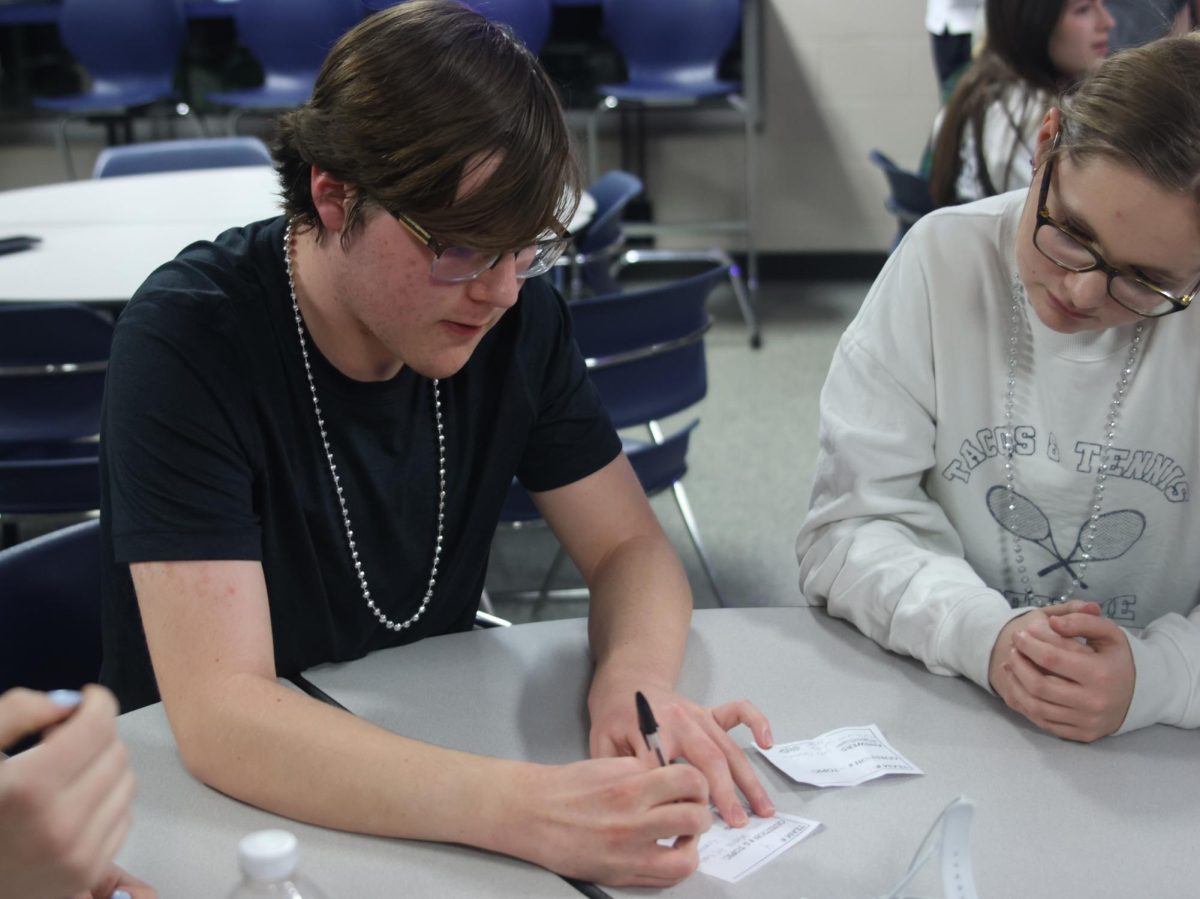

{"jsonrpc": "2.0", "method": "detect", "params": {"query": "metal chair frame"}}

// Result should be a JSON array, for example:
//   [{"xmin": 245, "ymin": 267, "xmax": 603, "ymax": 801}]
[
  {"xmin": 585, "ymin": 0, "xmax": 760, "ymax": 347},
  {"xmin": 562, "ymin": 170, "xmax": 644, "ymax": 299},
  {"xmin": 0, "ymin": 519, "xmax": 102, "ymax": 697},
  {"xmin": 868, "ymin": 149, "xmax": 934, "ymax": 251},
  {"xmin": 207, "ymin": 0, "xmax": 361, "ymax": 135},
  {"xmin": 91, "ymin": 135, "xmax": 273, "ymax": 179},
  {"xmin": 493, "ymin": 265, "xmax": 729, "ymax": 611},
  {"xmin": 0, "ymin": 305, "xmax": 111, "ymax": 546},
  {"xmin": 35, "ymin": 0, "xmax": 204, "ymax": 179}
]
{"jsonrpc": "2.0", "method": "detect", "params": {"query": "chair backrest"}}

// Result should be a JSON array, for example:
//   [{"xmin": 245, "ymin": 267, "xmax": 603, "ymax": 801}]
[
  {"xmin": 602, "ymin": 0, "xmax": 740, "ymax": 88},
  {"xmin": 92, "ymin": 136, "xmax": 274, "ymax": 179},
  {"xmin": 470, "ymin": 0, "xmax": 552, "ymax": 54},
  {"xmin": 0, "ymin": 520, "xmax": 102, "ymax": 695},
  {"xmin": 235, "ymin": 0, "xmax": 362, "ymax": 81},
  {"xmin": 569, "ymin": 263, "xmax": 727, "ymax": 428},
  {"xmin": 576, "ymin": 169, "xmax": 643, "ymax": 257},
  {"xmin": 868, "ymin": 149, "xmax": 934, "ymax": 228},
  {"xmin": 58, "ymin": 0, "xmax": 186, "ymax": 95},
  {"xmin": 0, "ymin": 304, "xmax": 113, "ymax": 445}
]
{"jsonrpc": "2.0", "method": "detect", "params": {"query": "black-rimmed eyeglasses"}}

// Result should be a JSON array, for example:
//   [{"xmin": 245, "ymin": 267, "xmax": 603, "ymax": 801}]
[
  {"xmin": 1033, "ymin": 157, "xmax": 1200, "ymax": 318},
  {"xmin": 394, "ymin": 212, "xmax": 571, "ymax": 284}
]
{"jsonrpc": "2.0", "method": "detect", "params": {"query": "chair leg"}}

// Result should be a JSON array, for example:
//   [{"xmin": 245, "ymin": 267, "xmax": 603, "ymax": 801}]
[
  {"xmin": 715, "ymin": 248, "xmax": 761, "ymax": 349},
  {"xmin": 587, "ymin": 97, "xmax": 615, "ymax": 184},
  {"xmin": 55, "ymin": 115, "xmax": 77, "ymax": 180},
  {"xmin": 569, "ymin": 256, "xmax": 584, "ymax": 299},
  {"xmin": 531, "ymin": 543, "xmax": 571, "ymax": 620},
  {"xmin": 648, "ymin": 421, "xmax": 728, "ymax": 608},
  {"xmin": 475, "ymin": 608, "xmax": 512, "ymax": 628},
  {"xmin": 729, "ymin": 92, "xmax": 761, "ymax": 349},
  {"xmin": 479, "ymin": 587, "xmax": 495, "ymax": 614},
  {"xmin": 182, "ymin": 104, "xmax": 208, "ymax": 138},
  {"xmin": 671, "ymin": 479, "xmax": 727, "ymax": 608}
]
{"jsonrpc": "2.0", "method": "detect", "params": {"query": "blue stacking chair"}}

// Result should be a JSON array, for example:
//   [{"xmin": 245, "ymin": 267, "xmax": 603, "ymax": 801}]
[
  {"xmin": 498, "ymin": 263, "xmax": 729, "ymax": 608},
  {"xmin": 868, "ymin": 149, "xmax": 935, "ymax": 252},
  {"xmin": 586, "ymin": 0, "xmax": 760, "ymax": 348},
  {"xmin": 92, "ymin": 136, "xmax": 274, "ymax": 178},
  {"xmin": 564, "ymin": 169, "xmax": 643, "ymax": 297},
  {"xmin": 33, "ymin": 0, "xmax": 200, "ymax": 180},
  {"xmin": 470, "ymin": 0, "xmax": 553, "ymax": 53},
  {"xmin": 0, "ymin": 520, "xmax": 102, "ymax": 697},
  {"xmin": 0, "ymin": 305, "xmax": 113, "ymax": 546},
  {"xmin": 207, "ymin": 0, "xmax": 362, "ymax": 134}
]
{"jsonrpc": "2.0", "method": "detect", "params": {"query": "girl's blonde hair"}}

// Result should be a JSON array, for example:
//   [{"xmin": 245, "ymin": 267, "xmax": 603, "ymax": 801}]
[{"xmin": 1053, "ymin": 33, "xmax": 1200, "ymax": 207}]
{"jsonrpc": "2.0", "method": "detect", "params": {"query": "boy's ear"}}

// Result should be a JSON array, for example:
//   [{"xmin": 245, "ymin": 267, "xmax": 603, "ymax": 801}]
[{"xmin": 310, "ymin": 166, "xmax": 354, "ymax": 233}]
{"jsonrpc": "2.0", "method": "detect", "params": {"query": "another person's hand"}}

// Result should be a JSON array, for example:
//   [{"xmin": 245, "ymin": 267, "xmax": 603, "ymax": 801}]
[
  {"xmin": 989, "ymin": 601, "xmax": 1134, "ymax": 741},
  {"xmin": 0, "ymin": 686, "xmax": 137, "ymax": 899},
  {"xmin": 75, "ymin": 863, "xmax": 157, "ymax": 899},
  {"xmin": 1005, "ymin": 611, "xmax": 1135, "ymax": 742},
  {"xmin": 588, "ymin": 684, "xmax": 774, "ymax": 827},
  {"xmin": 988, "ymin": 600, "xmax": 1099, "ymax": 690},
  {"xmin": 516, "ymin": 756, "xmax": 711, "ymax": 888}
]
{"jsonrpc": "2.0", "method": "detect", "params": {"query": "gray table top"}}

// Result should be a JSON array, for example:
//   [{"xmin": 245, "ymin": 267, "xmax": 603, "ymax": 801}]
[
  {"xmin": 303, "ymin": 607, "xmax": 1199, "ymax": 899},
  {"xmin": 114, "ymin": 687, "xmax": 578, "ymax": 898}
]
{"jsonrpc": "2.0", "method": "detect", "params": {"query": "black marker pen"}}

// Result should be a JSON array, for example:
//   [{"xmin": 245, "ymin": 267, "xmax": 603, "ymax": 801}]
[{"xmin": 635, "ymin": 691, "xmax": 667, "ymax": 767}]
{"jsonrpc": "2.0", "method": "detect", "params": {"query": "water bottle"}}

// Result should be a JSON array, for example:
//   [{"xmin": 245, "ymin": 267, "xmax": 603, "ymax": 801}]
[{"xmin": 226, "ymin": 829, "xmax": 331, "ymax": 898}]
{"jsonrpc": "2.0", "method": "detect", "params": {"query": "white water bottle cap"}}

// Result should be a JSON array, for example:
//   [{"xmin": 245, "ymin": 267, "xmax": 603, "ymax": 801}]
[{"xmin": 238, "ymin": 829, "xmax": 299, "ymax": 882}]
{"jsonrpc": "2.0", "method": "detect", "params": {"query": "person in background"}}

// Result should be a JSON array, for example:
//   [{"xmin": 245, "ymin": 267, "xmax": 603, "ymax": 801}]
[
  {"xmin": 798, "ymin": 35, "xmax": 1200, "ymax": 743},
  {"xmin": 0, "ymin": 687, "xmax": 155, "ymax": 899},
  {"xmin": 929, "ymin": 0, "xmax": 1114, "ymax": 208},
  {"xmin": 1107, "ymin": 0, "xmax": 1196, "ymax": 50},
  {"xmin": 926, "ymin": 0, "xmax": 985, "ymax": 93},
  {"xmin": 99, "ymin": 1, "xmax": 773, "ymax": 888}
]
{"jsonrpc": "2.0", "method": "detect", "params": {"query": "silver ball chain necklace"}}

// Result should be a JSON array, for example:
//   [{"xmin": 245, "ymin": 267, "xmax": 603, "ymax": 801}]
[
  {"xmin": 1000, "ymin": 274, "xmax": 1144, "ymax": 604},
  {"xmin": 284, "ymin": 220, "xmax": 445, "ymax": 632}
]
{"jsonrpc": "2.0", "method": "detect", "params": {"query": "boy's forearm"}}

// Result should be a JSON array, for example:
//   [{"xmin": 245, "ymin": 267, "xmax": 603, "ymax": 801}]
[
  {"xmin": 586, "ymin": 534, "xmax": 692, "ymax": 698},
  {"xmin": 168, "ymin": 672, "xmax": 531, "ymax": 853}
]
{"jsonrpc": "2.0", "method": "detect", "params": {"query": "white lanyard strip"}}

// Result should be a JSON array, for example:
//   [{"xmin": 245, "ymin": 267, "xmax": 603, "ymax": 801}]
[{"xmin": 882, "ymin": 796, "xmax": 979, "ymax": 899}]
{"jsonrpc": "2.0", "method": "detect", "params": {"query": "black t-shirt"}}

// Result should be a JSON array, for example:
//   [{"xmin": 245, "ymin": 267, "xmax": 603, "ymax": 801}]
[{"xmin": 99, "ymin": 215, "xmax": 620, "ymax": 711}]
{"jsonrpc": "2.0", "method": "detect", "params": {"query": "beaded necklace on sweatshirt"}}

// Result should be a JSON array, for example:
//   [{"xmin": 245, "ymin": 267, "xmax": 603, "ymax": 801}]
[{"xmin": 998, "ymin": 275, "xmax": 1143, "ymax": 604}]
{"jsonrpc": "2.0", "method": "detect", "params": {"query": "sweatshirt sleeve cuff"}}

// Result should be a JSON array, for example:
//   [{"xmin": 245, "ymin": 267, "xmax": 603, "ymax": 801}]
[
  {"xmin": 936, "ymin": 593, "xmax": 1030, "ymax": 694},
  {"xmin": 1117, "ymin": 631, "xmax": 1189, "ymax": 734}
]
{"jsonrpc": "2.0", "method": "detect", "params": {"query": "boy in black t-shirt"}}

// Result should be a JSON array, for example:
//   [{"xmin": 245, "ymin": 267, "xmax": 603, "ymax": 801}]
[{"xmin": 100, "ymin": 0, "xmax": 774, "ymax": 887}]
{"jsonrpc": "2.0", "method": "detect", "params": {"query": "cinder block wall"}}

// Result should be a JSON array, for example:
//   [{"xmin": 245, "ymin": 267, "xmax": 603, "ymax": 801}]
[{"xmin": 585, "ymin": 0, "xmax": 938, "ymax": 254}]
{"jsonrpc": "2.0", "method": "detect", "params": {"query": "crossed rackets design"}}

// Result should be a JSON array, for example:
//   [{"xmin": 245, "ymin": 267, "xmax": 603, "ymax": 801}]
[{"xmin": 986, "ymin": 486, "xmax": 1146, "ymax": 591}]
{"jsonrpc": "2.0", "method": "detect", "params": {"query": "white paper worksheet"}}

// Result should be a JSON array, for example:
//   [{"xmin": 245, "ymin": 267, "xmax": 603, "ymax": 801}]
[
  {"xmin": 695, "ymin": 812, "xmax": 822, "ymax": 883},
  {"xmin": 755, "ymin": 724, "xmax": 923, "ymax": 787}
]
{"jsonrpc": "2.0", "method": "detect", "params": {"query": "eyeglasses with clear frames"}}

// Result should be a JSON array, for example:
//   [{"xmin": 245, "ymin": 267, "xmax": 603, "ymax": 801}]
[
  {"xmin": 1033, "ymin": 156, "xmax": 1200, "ymax": 318},
  {"xmin": 394, "ymin": 212, "xmax": 572, "ymax": 284}
]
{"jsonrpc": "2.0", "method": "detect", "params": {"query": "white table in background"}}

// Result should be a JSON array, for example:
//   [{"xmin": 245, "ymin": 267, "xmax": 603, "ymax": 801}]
[{"xmin": 0, "ymin": 167, "xmax": 595, "ymax": 304}]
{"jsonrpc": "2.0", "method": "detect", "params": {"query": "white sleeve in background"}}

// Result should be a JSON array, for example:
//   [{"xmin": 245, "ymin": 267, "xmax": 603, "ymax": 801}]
[
  {"xmin": 1120, "ymin": 609, "xmax": 1200, "ymax": 733},
  {"xmin": 956, "ymin": 89, "xmax": 1044, "ymax": 203},
  {"xmin": 926, "ymin": 0, "xmax": 985, "ymax": 34},
  {"xmin": 796, "ymin": 231, "xmax": 1025, "ymax": 693}
]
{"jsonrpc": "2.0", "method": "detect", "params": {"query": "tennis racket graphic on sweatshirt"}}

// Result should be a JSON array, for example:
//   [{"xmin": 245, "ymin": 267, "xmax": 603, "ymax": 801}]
[{"xmin": 986, "ymin": 486, "xmax": 1145, "ymax": 590}]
